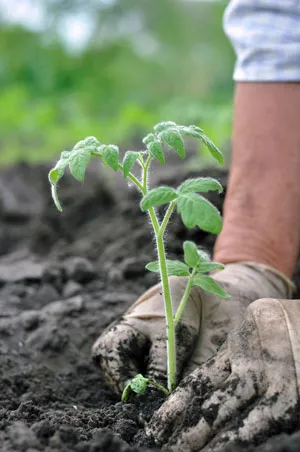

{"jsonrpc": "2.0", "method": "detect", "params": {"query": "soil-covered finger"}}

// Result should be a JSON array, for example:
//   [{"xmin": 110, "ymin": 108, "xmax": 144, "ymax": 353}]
[
  {"xmin": 147, "ymin": 348, "xmax": 230, "ymax": 445},
  {"xmin": 168, "ymin": 373, "xmax": 257, "ymax": 451},
  {"xmin": 92, "ymin": 320, "xmax": 150, "ymax": 394}
]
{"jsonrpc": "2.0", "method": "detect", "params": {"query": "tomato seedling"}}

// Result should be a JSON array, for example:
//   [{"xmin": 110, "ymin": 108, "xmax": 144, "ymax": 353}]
[
  {"xmin": 48, "ymin": 121, "xmax": 229, "ymax": 395},
  {"xmin": 121, "ymin": 374, "xmax": 169, "ymax": 403}
]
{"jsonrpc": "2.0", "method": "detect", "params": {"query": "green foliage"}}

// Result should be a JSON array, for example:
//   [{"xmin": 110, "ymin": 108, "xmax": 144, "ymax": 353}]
[
  {"xmin": 197, "ymin": 262, "xmax": 224, "ymax": 273},
  {"xmin": 69, "ymin": 148, "xmax": 91, "ymax": 182},
  {"xmin": 177, "ymin": 193, "xmax": 222, "ymax": 233},
  {"xmin": 183, "ymin": 241, "xmax": 199, "ymax": 269},
  {"xmin": 146, "ymin": 260, "xmax": 190, "ymax": 277},
  {"xmin": 178, "ymin": 177, "xmax": 223, "ymax": 195},
  {"xmin": 48, "ymin": 121, "xmax": 230, "ymax": 395},
  {"xmin": 159, "ymin": 128, "xmax": 185, "ymax": 159},
  {"xmin": 122, "ymin": 151, "xmax": 140, "ymax": 178},
  {"xmin": 140, "ymin": 186, "xmax": 178, "ymax": 211},
  {"xmin": 148, "ymin": 140, "xmax": 165, "ymax": 165},
  {"xmin": 192, "ymin": 274, "xmax": 230, "ymax": 299},
  {"xmin": 101, "ymin": 145, "xmax": 120, "ymax": 171},
  {"xmin": 121, "ymin": 374, "xmax": 169, "ymax": 402}
]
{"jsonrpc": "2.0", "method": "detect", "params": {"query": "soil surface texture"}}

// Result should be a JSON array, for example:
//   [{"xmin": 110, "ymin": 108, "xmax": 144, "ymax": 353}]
[{"xmin": 0, "ymin": 159, "xmax": 300, "ymax": 452}]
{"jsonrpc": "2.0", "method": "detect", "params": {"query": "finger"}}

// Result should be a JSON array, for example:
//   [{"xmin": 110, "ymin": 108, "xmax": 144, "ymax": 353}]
[
  {"xmin": 147, "ymin": 348, "xmax": 230, "ymax": 445},
  {"xmin": 146, "ymin": 322, "xmax": 198, "ymax": 385},
  {"xmin": 92, "ymin": 320, "xmax": 149, "ymax": 394},
  {"xmin": 166, "ymin": 370, "xmax": 258, "ymax": 452},
  {"xmin": 206, "ymin": 394, "xmax": 298, "ymax": 452}
]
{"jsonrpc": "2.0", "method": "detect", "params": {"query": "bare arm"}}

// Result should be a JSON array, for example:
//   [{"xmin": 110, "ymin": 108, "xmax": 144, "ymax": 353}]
[{"xmin": 214, "ymin": 82, "xmax": 300, "ymax": 277}]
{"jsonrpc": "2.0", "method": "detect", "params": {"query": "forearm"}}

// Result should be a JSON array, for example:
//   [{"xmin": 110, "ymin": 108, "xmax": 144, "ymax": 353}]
[{"xmin": 214, "ymin": 82, "xmax": 300, "ymax": 278}]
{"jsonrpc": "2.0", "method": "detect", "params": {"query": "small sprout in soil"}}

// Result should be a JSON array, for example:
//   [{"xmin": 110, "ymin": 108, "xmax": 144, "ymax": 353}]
[
  {"xmin": 48, "ymin": 121, "xmax": 230, "ymax": 395},
  {"xmin": 121, "ymin": 374, "xmax": 169, "ymax": 403}
]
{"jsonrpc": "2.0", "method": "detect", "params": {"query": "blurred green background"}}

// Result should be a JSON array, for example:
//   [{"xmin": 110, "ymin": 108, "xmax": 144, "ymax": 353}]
[{"xmin": 0, "ymin": 0, "xmax": 235, "ymax": 164}]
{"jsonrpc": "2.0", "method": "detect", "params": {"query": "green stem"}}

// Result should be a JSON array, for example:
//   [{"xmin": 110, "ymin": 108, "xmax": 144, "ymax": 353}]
[
  {"xmin": 156, "ymin": 232, "xmax": 176, "ymax": 392},
  {"xmin": 142, "ymin": 155, "xmax": 152, "ymax": 192},
  {"xmin": 174, "ymin": 268, "xmax": 197, "ymax": 327},
  {"xmin": 147, "ymin": 379, "xmax": 169, "ymax": 396},
  {"xmin": 139, "ymin": 156, "xmax": 176, "ymax": 392},
  {"xmin": 158, "ymin": 201, "xmax": 176, "ymax": 237}
]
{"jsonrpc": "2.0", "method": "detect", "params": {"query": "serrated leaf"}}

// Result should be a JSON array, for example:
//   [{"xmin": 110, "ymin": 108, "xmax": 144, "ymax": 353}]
[
  {"xmin": 178, "ymin": 125, "xmax": 223, "ymax": 164},
  {"xmin": 178, "ymin": 125, "xmax": 204, "ymax": 138},
  {"xmin": 183, "ymin": 241, "xmax": 200, "ymax": 268},
  {"xmin": 197, "ymin": 262, "xmax": 225, "ymax": 273},
  {"xmin": 130, "ymin": 374, "xmax": 148, "ymax": 394},
  {"xmin": 140, "ymin": 186, "xmax": 178, "ymax": 211},
  {"xmin": 102, "ymin": 145, "xmax": 119, "ymax": 171},
  {"xmin": 153, "ymin": 121, "xmax": 176, "ymax": 134},
  {"xmin": 69, "ymin": 148, "xmax": 91, "ymax": 182},
  {"xmin": 199, "ymin": 133, "xmax": 223, "ymax": 165},
  {"xmin": 122, "ymin": 151, "xmax": 140, "ymax": 178},
  {"xmin": 148, "ymin": 140, "xmax": 165, "ymax": 164},
  {"xmin": 84, "ymin": 136, "xmax": 100, "ymax": 149},
  {"xmin": 177, "ymin": 193, "xmax": 222, "ymax": 234},
  {"xmin": 178, "ymin": 178, "xmax": 223, "ymax": 195},
  {"xmin": 192, "ymin": 274, "xmax": 230, "ymax": 299},
  {"xmin": 48, "ymin": 151, "xmax": 70, "ymax": 212},
  {"xmin": 48, "ymin": 151, "xmax": 70, "ymax": 183},
  {"xmin": 73, "ymin": 140, "xmax": 85, "ymax": 151},
  {"xmin": 146, "ymin": 260, "xmax": 190, "ymax": 277},
  {"xmin": 160, "ymin": 128, "xmax": 185, "ymax": 158},
  {"xmin": 143, "ymin": 133, "xmax": 155, "ymax": 145}
]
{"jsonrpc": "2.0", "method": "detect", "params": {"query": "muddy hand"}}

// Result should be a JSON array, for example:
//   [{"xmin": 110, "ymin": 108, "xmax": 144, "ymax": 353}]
[
  {"xmin": 92, "ymin": 263, "xmax": 293, "ymax": 395},
  {"xmin": 147, "ymin": 298, "xmax": 300, "ymax": 452}
]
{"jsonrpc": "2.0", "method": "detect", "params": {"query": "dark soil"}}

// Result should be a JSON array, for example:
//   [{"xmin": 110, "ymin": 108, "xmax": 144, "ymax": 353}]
[{"xmin": 0, "ymin": 158, "xmax": 300, "ymax": 452}]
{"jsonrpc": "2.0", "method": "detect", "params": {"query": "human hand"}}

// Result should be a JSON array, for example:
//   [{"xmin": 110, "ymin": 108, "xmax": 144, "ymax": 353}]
[
  {"xmin": 146, "ymin": 298, "xmax": 300, "ymax": 451},
  {"xmin": 92, "ymin": 263, "xmax": 293, "ymax": 394}
]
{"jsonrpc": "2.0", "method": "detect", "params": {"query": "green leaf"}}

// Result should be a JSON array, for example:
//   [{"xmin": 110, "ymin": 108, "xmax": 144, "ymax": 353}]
[
  {"xmin": 148, "ymin": 140, "xmax": 165, "ymax": 164},
  {"xmin": 48, "ymin": 151, "xmax": 70, "ymax": 184},
  {"xmin": 122, "ymin": 151, "xmax": 140, "ymax": 178},
  {"xmin": 48, "ymin": 151, "xmax": 70, "ymax": 212},
  {"xmin": 197, "ymin": 249, "xmax": 211, "ymax": 262},
  {"xmin": 177, "ymin": 193, "xmax": 222, "ymax": 234},
  {"xmin": 178, "ymin": 125, "xmax": 204, "ymax": 138},
  {"xmin": 73, "ymin": 140, "xmax": 85, "ymax": 151},
  {"xmin": 178, "ymin": 177, "xmax": 223, "ymax": 195},
  {"xmin": 199, "ymin": 133, "xmax": 223, "ymax": 165},
  {"xmin": 178, "ymin": 125, "xmax": 223, "ymax": 164},
  {"xmin": 121, "ymin": 383, "xmax": 131, "ymax": 402},
  {"xmin": 197, "ymin": 262, "xmax": 225, "ymax": 273},
  {"xmin": 140, "ymin": 186, "xmax": 178, "ymax": 211},
  {"xmin": 69, "ymin": 148, "xmax": 91, "ymax": 182},
  {"xmin": 146, "ymin": 260, "xmax": 190, "ymax": 277},
  {"xmin": 192, "ymin": 274, "xmax": 230, "ymax": 299},
  {"xmin": 102, "ymin": 145, "xmax": 119, "ymax": 171},
  {"xmin": 84, "ymin": 136, "xmax": 100, "ymax": 149},
  {"xmin": 130, "ymin": 374, "xmax": 148, "ymax": 394},
  {"xmin": 51, "ymin": 184, "xmax": 62, "ymax": 212},
  {"xmin": 145, "ymin": 261, "xmax": 160, "ymax": 272},
  {"xmin": 153, "ymin": 121, "xmax": 176, "ymax": 134},
  {"xmin": 143, "ymin": 133, "xmax": 155, "ymax": 145},
  {"xmin": 160, "ymin": 128, "xmax": 185, "ymax": 158},
  {"xmin": 183, "ymin": 241, "xmax": 200, "ymax": 268}
]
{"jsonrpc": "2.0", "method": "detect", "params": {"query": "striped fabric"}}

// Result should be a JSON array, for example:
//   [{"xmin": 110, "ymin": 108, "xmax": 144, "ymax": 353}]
[{"xmin": 223, "ymin": 0, "xmax": 300, "ymax": 81}]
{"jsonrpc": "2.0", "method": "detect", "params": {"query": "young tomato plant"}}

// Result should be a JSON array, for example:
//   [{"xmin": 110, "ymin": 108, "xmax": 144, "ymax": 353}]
[{"xmin": 48, "ymin": 121, "xmax": 229, "ymax": 395}]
